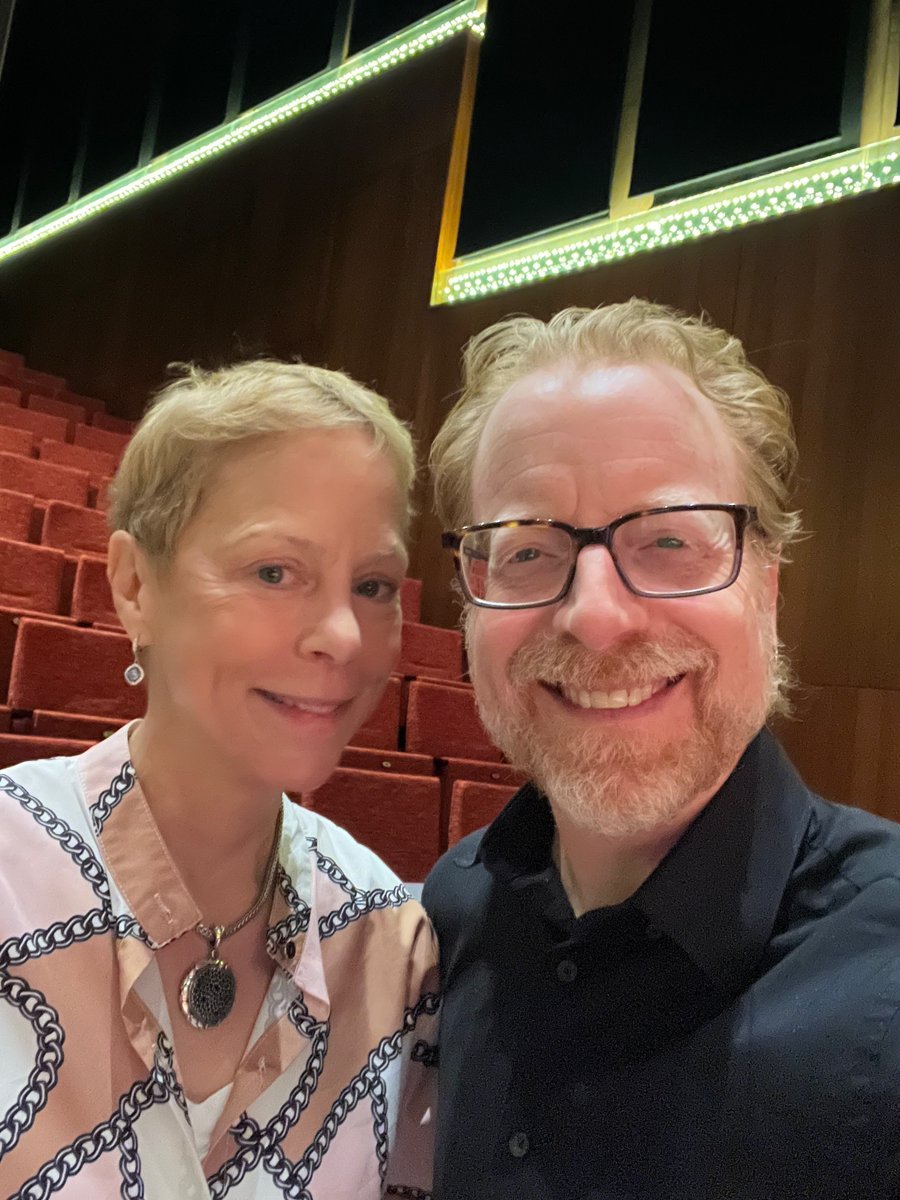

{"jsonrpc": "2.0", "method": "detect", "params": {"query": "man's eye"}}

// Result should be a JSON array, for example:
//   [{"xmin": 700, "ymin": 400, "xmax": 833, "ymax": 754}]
[
  {"xmin": 512, "ymin": 547, "xmax": 543, "ymax": 563},
  {"xmin": 355, "ymin": 578, "xmax": 399, "ymax": 602},
  {"xmin": 257, "ymin": 565, "xmax": 286, "ymax": 585},
  {"xmin": 653, "ymin": 537, "xmax": 686, "ymax": 550}
]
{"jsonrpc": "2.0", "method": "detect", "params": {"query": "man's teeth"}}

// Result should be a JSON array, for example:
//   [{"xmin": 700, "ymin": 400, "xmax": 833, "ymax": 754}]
[
  {"xmin": 261, "ymin": 690, "xmax": 340, "ymax": 714},
  {"xmin": 558, "ymin": 679, "xmax": 671, "ymax": 710}
]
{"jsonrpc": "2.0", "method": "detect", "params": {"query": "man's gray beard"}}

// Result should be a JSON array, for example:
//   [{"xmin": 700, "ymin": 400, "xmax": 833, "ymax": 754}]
[{"xmin": 468, "ymin": 626, "xmax": 775, "ymax": 838}]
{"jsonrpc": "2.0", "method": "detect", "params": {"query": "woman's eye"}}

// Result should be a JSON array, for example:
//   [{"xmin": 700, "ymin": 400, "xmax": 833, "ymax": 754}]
[
  {"xmin": 355, "ymin": 578, "xmax": 399, "ymax": 603},
  {"xmin": 257, "ymin": 564, "xmax": 286, "ymax": 585}
]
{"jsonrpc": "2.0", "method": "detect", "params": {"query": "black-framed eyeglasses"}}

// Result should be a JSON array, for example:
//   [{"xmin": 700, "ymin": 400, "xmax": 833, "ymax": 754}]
[{"xmin": 441, "ymin": 504, "xmax": 759, "ymax": 610}]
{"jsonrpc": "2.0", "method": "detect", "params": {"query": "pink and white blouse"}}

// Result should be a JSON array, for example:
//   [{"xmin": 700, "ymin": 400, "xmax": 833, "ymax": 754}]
[{"xmin": 0, "ymin": 724, "xmax": 438, "ymax": 1198}]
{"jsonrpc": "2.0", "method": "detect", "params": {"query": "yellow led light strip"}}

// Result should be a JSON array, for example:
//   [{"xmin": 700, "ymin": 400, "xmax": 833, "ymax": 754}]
[
  {"xmin": 434, "ymin": 133, "xmax": 900, "ymax": 305},
  {"xmin": 0, "ymin": 0, "xmax": 486, "ymax": 266}
]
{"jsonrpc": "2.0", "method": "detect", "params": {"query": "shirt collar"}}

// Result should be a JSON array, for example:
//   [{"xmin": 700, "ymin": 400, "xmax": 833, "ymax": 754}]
[
  {"xmin": 634, "ymin": 730, "xmax": 813, "ymax": 994},
  {"xmin": 74, "ymin": 723, "xmax": 330, "ymax": 1019},
  {"xmin": 465, "ymin": 728, "xmax": 814, "ymax": 995}
]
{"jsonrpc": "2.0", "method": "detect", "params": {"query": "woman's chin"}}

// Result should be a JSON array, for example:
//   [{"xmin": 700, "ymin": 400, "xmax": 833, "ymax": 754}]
[{"xmin": 271, "ymin": 752, "xmax": 345, "ymax": 800}]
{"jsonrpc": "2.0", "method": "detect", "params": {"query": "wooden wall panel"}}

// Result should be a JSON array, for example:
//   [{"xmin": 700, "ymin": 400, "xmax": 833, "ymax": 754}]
[
  {"xmin": 1, "ymin": 32, "xmax": 898, "ymax": 814},
  {"xmin": 773, "ymin": 687, "xmax": 900, "ymax": 821}
]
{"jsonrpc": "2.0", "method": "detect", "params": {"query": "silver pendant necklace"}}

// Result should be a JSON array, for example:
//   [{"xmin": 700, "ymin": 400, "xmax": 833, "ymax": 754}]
[{"xmin": 179, "ymin": 808, "xmax": 283, "ymax": 1030}]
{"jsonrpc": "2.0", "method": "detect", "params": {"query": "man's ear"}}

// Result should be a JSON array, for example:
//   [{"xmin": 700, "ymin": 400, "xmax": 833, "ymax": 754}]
[{"xmin": 107, "ymin": 530, "xmax": 156, "ymax": 644}]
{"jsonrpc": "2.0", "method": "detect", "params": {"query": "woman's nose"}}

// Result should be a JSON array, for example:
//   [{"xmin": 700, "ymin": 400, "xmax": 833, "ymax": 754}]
[{"xmin": 298, "ymin": 600, "xmax": 363, "ymax": 665}]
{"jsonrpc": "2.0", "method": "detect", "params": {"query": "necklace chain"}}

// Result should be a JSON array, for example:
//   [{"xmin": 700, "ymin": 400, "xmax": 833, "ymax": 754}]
[{"xmin": 195, "ymin": 807, "xmax": 283, "ymax": 944}]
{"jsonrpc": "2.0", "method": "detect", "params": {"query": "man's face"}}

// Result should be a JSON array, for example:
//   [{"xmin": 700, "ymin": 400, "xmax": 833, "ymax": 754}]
[{"xmin": 464, "ymin": 360, "xmax": 779, "ymax": 837}]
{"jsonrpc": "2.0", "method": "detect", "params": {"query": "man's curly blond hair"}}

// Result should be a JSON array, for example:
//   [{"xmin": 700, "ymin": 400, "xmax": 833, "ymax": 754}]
[{"xmin": 430, "ymin": 297, "xmax": 802, "ymax": 561}]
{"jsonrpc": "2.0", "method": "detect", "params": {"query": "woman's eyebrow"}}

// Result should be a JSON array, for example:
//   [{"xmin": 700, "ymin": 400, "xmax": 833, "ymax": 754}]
[
  {"xmin": 359, "ymin": 544, "xmax": 409, "ymax": 570},
  {"xmin": 227, "ymin": 528, "xmax": 319, "ymax": 553}
]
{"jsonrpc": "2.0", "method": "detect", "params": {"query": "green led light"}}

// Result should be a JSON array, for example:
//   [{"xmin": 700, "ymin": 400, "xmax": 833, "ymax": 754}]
[
  {"xmin": 0, "ymin": 1, "xmax": 486, "ymax": 266},
  {"xmin": 435, "ymin": 134, "xmax": 900, "ymax": 305}
]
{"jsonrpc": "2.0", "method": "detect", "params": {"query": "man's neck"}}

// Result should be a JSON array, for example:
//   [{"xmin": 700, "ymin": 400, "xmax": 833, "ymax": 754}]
[
  {"xmin": 127, "ymin": 713, "xmax": 283, "ymax": 928},
  {"xmin": 549, "ymin": 783, "xmax": 723, "ymax": 916}
]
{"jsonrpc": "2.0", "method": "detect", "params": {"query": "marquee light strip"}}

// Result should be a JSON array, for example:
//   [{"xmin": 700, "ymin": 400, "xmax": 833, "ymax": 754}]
[
  {"xmin": 0, "ymin": 1, "xmax": 485, "ymax": 266},
  {"xmin": 434, "ymin": 134, "xmax": 900, "ymax": 305}
]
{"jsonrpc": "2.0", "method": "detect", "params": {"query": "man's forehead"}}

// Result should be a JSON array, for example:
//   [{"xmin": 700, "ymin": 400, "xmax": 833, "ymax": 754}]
[
  {"xmin": 471, "ymin": 359, "xmax": 741, "ymax": 511},
  {"xmin": 475, "ymin": 360, "xmax": 734, "ymax": 458}
]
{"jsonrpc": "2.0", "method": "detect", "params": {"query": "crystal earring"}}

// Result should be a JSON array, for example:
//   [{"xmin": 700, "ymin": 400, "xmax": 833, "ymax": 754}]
[{"xmin": 124, "ymin": 639, "xmax": 145, "ymax": 686}]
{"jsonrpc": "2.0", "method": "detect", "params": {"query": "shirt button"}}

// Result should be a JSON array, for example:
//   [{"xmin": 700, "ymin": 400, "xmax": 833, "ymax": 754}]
[
  {"xmin": 508, "ymin": 1131, "xmax": 530, "ymax": 1158},
  {"xmin": 556, "ymin": 958, "xmax": 578, "ymax": 983},
  {"xmin": 285, "ymin": 942, "xmax": 296, "ymax": 959}
]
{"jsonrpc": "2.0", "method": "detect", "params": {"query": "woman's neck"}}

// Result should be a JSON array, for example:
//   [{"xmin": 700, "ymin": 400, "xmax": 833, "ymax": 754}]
[{"xmin": 127, "ymin": 713, "xmax": 283, "ymax": 928}]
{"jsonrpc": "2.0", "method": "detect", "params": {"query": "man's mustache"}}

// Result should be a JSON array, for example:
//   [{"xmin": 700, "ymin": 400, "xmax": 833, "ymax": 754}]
[{"xmin": 506, "ymin": 630, "xmax": 717, "ymax": 692}]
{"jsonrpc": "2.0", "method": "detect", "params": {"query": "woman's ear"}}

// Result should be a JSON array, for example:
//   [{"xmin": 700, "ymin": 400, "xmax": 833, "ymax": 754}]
[{"xmin": 107, "ymin": 530, "xmax": 155, "ymax": 644}]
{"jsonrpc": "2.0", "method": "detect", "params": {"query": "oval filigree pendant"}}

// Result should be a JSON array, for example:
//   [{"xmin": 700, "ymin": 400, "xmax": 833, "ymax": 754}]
[{"xmin": 179, "ymin": 956, "xmax": 236, "ymax": 1029}]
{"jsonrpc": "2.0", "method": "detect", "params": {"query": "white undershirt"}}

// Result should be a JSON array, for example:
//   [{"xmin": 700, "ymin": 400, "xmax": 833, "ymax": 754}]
[
  {"xmin": 185, "ymin": 1083, "xmax": 232, "ymax": 1159},
  {"xmin": 135, "ymin": 961, "xmax": 291, "ymax": 1159}
]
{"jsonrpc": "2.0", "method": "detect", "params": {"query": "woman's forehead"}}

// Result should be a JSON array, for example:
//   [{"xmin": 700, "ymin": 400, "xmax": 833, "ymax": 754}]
[{"xmin": 179, "ymin": 428, "xmax": 407, "ymax": 547}]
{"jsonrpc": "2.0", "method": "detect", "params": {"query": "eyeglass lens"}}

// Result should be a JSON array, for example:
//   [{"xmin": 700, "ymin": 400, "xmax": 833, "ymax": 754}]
[{"xmin": 460, "ymin": 509, "xmax": 740, "ymax": 604}]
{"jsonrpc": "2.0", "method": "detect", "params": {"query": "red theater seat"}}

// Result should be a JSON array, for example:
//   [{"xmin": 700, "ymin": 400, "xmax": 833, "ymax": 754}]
[
  {"xmin": 350, "ymin": 674, "xmax": 402, "ymax": 750},
  {"xmin": 0, "ymin": 452, "xmax": 89, "ymax": 506},
  {"xmin": 41, "ymin": 500, "xmax": 109, "ymax": 556},
  {"xmin": 0, "ymin": 402, "xmax": 68, "ymax": 444},
  {"xmin": 0, "ymin": 704, "xmax": 9, "ymax": 732},
  {"xmin": 0, "ymin": 350, "xmax": 24, "ymax": 373},
  {"xmin": 27, "ymin": 394, "xmax": 87, "ymax": 426},
  {"xmin": 405, "ymin": 679, "xmax": 502, "ymax": 762},
  {"xmin": 303, "ymin": 767, "xmax": 441, "ymax": 881},
  {"xmin": 447, "ymin": 779, "xmax": 518, "ymax": 845},
  {"xmin": 437, "ymin": 757, "xmax": 527, "ymax": 792},
  {"xmin": 70, "ymin": 555, "xmax": 118, "ymax": 625},
  {"xmin": 74, "ymin": 424, "xmax": 130, "ymax": 458},
  {"xmin": 29, "ymin": 709, "xmax": 127, "ymax": 741},
  {"xmin": 0, "ymin": 385, "xmax": 21, "ymax": 407},
  {"xmin": 339, "ymin": 745, "xmax": 434, "ymax": 775},
  {"xmin": 39, "ymin": 440, "xmax": 116, "ymax": 491},
  {"xmin": 436, "ymin": 759, "xmax": 527, "ymax": 849},
  {"xmin": 400, "ymin": 578, "xmax": 422, "ymax": 623},
  {"xmin": 0, "ymin": 538, "xmax": 65, "ymax": 614},
  {"xmin": 400, "ymin": 621, "xmax": 463, "ymax": 680},
  {"xmin": 95, "ymin": 476, "xmax": 114, "ymax": 511},
  {"xmin": 0, "ymin": 426, "xmax": 34, "ymax": 456},
  {"xmin": 0, "ymin": 608, "xmax": 74, "ymax": 702},
  {"xmin": 0, "ymin": 490, "xmax": 33, "ymax": 542},
  {"xmin": 91, "ymin": 412, "xmax": 135, "ymax": 434},
  {"xmin": 8, "ymin": 618, "xmax": 142, "ymax": 719},
  {"xmin": 65, "ymin": 392, "xmax": 107, "ymax": 419},
  {"xmin": 20, "ymin": 368, "xmax": 66, "ymax": 396},
  {"xmin": 0, "ymin": 734, "xmax": 93, "ymax": 770}
]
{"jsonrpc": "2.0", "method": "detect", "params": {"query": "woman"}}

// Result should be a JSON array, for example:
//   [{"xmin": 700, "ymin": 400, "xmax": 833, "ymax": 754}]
[{"xmin": 0, "ymin": 361, "xmax": 437, "ymax": 1198}]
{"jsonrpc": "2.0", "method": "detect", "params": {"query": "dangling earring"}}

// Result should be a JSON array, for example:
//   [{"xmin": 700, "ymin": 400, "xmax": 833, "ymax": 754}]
[{"xmin": 124, "ymin": 639, "xmax": 145, "ymax": 686}]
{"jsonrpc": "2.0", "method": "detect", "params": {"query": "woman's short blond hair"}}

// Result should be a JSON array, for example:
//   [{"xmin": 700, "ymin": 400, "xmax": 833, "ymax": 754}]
[
  {"xmin": 430, "ymin": 298, "xmax": 803, "ymax": 559},
  {"xmin": 109, "ymin": 359, "xmax": 416, "ymax": 558}
]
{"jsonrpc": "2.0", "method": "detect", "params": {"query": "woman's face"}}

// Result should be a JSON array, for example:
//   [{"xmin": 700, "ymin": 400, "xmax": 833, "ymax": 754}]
[{"xmin": 137, "ymin": 428, "xmax": 407, "ymax": 795}]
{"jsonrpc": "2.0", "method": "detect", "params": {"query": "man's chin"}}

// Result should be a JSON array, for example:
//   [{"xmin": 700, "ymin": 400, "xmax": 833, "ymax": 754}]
[{"xmin": 484, "ymin": 707, "xmax": 739, "ymax": 839}]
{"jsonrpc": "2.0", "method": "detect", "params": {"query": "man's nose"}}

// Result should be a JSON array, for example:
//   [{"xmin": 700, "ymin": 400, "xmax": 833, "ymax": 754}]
[{"xmin": 551, "ymin": 545, "xmax": 651, "ymax": 650}]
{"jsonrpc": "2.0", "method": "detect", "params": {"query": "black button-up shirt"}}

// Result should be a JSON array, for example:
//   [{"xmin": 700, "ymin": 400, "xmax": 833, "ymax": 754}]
[{"xmin": 422, "ymin": 730, "xmax": 900, "ymax": 1199}]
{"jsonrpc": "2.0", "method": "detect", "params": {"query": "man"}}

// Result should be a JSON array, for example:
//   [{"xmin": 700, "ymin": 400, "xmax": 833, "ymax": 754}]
[{"xmin": 422, "ymin": 298, "xmax": 900, "ymax": 1199}]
